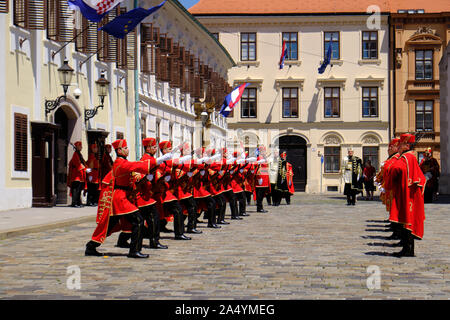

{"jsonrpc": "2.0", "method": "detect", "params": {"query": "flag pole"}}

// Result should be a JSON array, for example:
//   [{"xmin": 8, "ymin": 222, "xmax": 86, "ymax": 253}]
[
  {"xmin": 79, "ymin": 43, "xmax": 108, "ymax": 68},
  {"xmin": 51, "ymin": 23, "xmax": 95, "ymax": 60},
  {"xmin": 134, "ymin": 0, "xmax": 141, "ymax": 160}
]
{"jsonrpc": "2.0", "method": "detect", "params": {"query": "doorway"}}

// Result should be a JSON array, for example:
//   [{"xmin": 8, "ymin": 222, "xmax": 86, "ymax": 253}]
[
  {"xmin": 54, "ymin": 108, "xmax": 69, "ymax": 204},
  {"xmin": 277, "ymin": 135, "xmax": 307, "ymax": 192}
]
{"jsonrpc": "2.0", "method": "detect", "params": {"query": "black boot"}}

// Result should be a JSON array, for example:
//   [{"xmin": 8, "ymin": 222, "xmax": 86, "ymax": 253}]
[
  {"xmin": 393, "ymin": 230, "xmax": 414, "ymax": 257},
  {"xmin": 150, "ymin": 239, "xmax": 168, "ymax": 249},
  {"xmin": 116, "ymin": 232, "xmax": 131, "ymax": 248},
  {"xmin": 85, "ymin": 241, "xmax": 103, "ymax": 256}
]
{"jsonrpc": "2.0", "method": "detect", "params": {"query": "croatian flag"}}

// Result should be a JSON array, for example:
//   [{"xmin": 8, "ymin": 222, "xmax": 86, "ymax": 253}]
[
  {"xmin": 279, "ymin": 40, "xmax": 288, "ymax": 69},
  {"xmin": 68, "ymin": 0, "xmax": 125, "ymax": 22},
  {"xmin": 219, "ymin": 83, "xmax": 250, "ymax": 117}
]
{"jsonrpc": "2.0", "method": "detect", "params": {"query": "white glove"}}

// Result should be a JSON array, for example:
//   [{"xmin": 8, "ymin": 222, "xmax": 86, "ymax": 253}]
[
  {"xmin": 379, "ymin": 187, "xmax": 385, "ymax": 193},
  {"xmin": 239, "ymin": 169, "xmax": 244, "ymax": 173},
  {"xmin": 240, "ymin": 152, "xmax": 246, "ymax": 159},
  {"xmin": 88, "ymin": 176, "xmax": 93, "ymax": 182},
  {"xmin": 226, "ymin": 157, "xmax": 236, "ymax": 165},
  {"xmin": 146, "ymin": 174, "xmax": 154, "ymax": 181},
  {"xmin": 86, "ymin": 168, "xmax": 92, "ymax": 173},
  {"xmin": 210, "ymin": 154, "xmax": 221, "ymax": 162},
  {"xmin": 200, "ymin": 170, "xmax": 206, "ymax": 176},
  {"xmin": 230, "ymin": 170, "xmax": 235, "ymax": 174},
  {"xmin": 187, "ymin": 172, "xmax": 193, "ymax": 177},
  {"xmin": 164, "ymin": 175, "xmax": 171, "ymax": 182},
  {"xmin": 197, "ymin": 157, "xmax": 207, "ymax": 164},
  {"xmin": 179, "ymin": 155, "xmax": 192, "ymax": 164},
  {"xmin": 257, "ymin": 159, "xmax": 266, "ymax": 164},
  {"xmin": 246, "ymin": 157, "xmax": 257, "ymax": 163},
  {"xmin": 157, "ymin": 152, "xmax": 173, "ymax": 165},
  {"xmin": 219, "ymin": 170, "xmax": 224, "ymax": 175},
  {"xmin": 251, "ymin": 170, "xmax": 255, "ymax": 174},
  {"xmin": 258, "ymin": 178, "xmax": 263, "ymax": 185},
  {"xmin": 236, "ymin": 159, "xmax": 246, "ymax": 164}
]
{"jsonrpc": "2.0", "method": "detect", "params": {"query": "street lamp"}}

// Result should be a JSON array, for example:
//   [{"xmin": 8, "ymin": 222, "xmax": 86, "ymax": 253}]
[
  {"xmin": 85, "ymin": 71, "xmax": 110, "ymax": 122},
  {"xmin": 45, "ymin": 58, "xmax": 74, "ymax": 117}
]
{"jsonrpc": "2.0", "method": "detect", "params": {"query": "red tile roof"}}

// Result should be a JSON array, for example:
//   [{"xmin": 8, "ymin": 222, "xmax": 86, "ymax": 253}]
[{"xmin": 189, "ymin": 0, "xmax": 450, "ymax": 15}]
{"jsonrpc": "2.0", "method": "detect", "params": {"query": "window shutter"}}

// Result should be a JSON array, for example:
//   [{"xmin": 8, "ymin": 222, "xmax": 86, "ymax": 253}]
[
  {"xmin": 15, "ymin": 0, "xmax": 46, "ymax": 30},
  {"xmin": 14, "ymin": 113, "xmax": 28, "ymax": 172},
  {"xmin": 48, "ymin": 0, "xmax": 73, "ymax": 42},
  {"xmin": 126, "ymin": 28, "xmax": 137, "ymax": 70},
  {"xmin": 98, "ymin": 6, "xmax": 119, "ymax": 62},
  {"xmin": 0, "ymin": 0, "xmax": 8, "ymax": 13}
]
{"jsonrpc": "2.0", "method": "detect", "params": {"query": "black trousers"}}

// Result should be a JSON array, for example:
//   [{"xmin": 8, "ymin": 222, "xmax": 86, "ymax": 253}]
[
  {"xmin": 213, "ymin": 194, "xmax": 226, "ymax": 222},
  {"xmin": 140, "ymin": 204, "xmax": 161, "ymax": 243},
  {"xmin": 256, "ymin": 187, "xmax": 268, "ymax": 211},
  {"xmin": 71, "ymin": 181, "xmax": 84, "ymax": 206},
  {"xmin": 245, "ymin": 191, "xmax": 252, "ymax": 205},
  {"xmin": 235, "ymin": 192, "xmax": 246, "ymax": 215},
  {"xmin": 87, "ymin": 211, "xmax": 144, "ymax": 254},
  {"xmin": 223, "ymin": 190, "xmax": 238, "ymax": 218},
  {"xmin": 196, "ymin": 196, "xmax": 217, "ymax": 225},
  {"xmin": 272, "ymin": 189, "xmax": 283, "ymax": 206},
  {"xmin": 86, "ymin": 183, "xmax": 99, "ymax": 205},
  {"xmin": 180, "ymin": 197, "xmax": 198, "ymax": 231},
  {"xmin": 266, "ymin": 184, "xmax": 275, "ymax": 205},
  {"xmin": 163, "ymin": 200, "xmax": 185, "ymax": 236}
]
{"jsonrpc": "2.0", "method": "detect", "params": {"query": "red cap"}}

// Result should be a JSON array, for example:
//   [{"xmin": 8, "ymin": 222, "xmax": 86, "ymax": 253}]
[
  {"xmin": 159, "ymin": 141, "xmax": 172, "ymax": 151},
  {"xmin": 389, "ymin": 138, "xmax": 400, "ymax": 147},
  {"xmin": 143, "ymin": 137, "xmax": 156, "ymax": 147},
  {"xmin": 90, "ymin": 143, "xmax": 97, "ymax": 151},
  {"xmin": 112, "ymin": 139, "xmax": 127, "ymax": 150},
  {"xmin": 74, "ymin": 141, "xmax": 82, "ymax": 148},
  {"xmin": 400, "ymin": 134, "xmax": 415, "ymax": 144},
  {"xmin": 232, "ymin": 151, "xmax": 239, "ymax": 158},
  {"xmin": 426, "ymin": 147, "xmax": 432, "ymax": 154},
  {"xmin": 258, "ymin": 145, "xmax": 266, "ymax": 152}
]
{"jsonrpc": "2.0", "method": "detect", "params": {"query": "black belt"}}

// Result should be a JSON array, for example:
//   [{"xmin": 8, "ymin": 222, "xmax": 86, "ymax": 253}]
[{"xmin": 114, "ymin": 185, "xmax": 132, "ymax": 191}]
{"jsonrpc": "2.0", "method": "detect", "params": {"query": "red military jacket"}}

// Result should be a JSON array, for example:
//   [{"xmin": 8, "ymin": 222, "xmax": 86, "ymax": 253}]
[
  {"xmin": 87, "ymin": 153, "xmax": 100, "ymax": 185},
  {"xmin": 192, "ymin": 163, "xmax": 211, "ymax": 199},
  {"xmin": 111, "ymin": 156, "xmax": 156, "ymax": 216},
  {"xmin": 68, "ymin": 151, "xmax": 86, "ymax": 186},
  {"xmin": 255, "ymin": 156, "xmax": 270, "ymax": 188},
  {"xmin": 243, "ymin": 163, "xmax": 256, "ymax": 193},
  {"xmin": 385, "ymin": 151, "xmax": 426, "ymax": 239},
  {"xmin": 135, "ymin": 153, "xmax": 158, "ymax": 208},
  {"xmin": 174, "ymin": 160, "xmax": 196, "ymax": 201},
  {"xmin": 230, "ymin": 163, "xmax": 245, "ymax": 193},
  {"xmin": 101, "ymin": 152, "xmax": 113, "ymax": 181}
]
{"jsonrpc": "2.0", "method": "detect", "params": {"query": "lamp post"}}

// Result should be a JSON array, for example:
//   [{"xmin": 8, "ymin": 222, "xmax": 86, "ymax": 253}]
[
  {"xmin": 45, "ymin": 58, "xmax": 74, "ymax": 119},
  {"xmin": 85, "ymin": 71, "xmax": 110, "ymax": 122}
]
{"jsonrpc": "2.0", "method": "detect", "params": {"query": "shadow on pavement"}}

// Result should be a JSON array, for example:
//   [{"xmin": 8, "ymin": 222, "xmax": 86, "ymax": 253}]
[
  {"xmin": 365, "ymin": 228, "xmax": 391, "ymax": 232},
  {"xmin": 364, "ymin": 251, "xmax": 392, "ymax": 256}
]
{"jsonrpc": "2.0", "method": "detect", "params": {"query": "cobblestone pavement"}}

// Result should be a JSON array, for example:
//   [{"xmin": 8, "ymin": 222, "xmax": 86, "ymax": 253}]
[{"xmin": 0, "ymin": 194, "xmax": 449, "ymax": 300}]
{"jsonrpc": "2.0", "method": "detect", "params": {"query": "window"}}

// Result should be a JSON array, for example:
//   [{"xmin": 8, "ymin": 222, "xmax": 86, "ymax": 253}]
[
  {"xmin": 14, "ymin": 113, "xmax": 28, "ymax": 172},
  {"xmin": 282, "ymin": 88, "xmax": 298, "ymax": 118},
  {"xmin": 140, "ymin": 117, "xmax": 146, "ymax": 141},
  {"xmin": 241, "ymin": 88, "xmax": 257, "ymax": 118},
  {"xmin": 282, "ymin": 32, "xmax": 298, "ymax": 60},
  {"xmin": 415, "ymin": 50, "xmax": 433, "ymax": 80},
  {"xmin": 416, "ymin": 100, "xmax": 434, "ymax": 132},
  {"xmin": 363, "ymin": 146, "xmax": 379, "ymax": 171},
  {"xmin": 47, "ymin": 0, "xmax": 73, "ymax": 42},
  {"xmin": 324, "ymin": 147, "xmax": 340, "ymax": 173},
  {"xmin": 116, "ymin": 131, "xmax": 124, "ymax": 140},
  {"xmin": 324, "ymin": 32, "xmax": 340, "ymax": 60},
  {"xmin": 324, "ymin": 87, "xmax": 340, "ymax": 118},
  {"xmin": 362, "ymin": 87, "xmax": 378, "ymax": 117},
  {"xmin": 362, "ymin": 31, "xmax": 378, "ymax": 59},
  {"xmin": 241, "ymin": 32, "xmax": 256, "ymax": 61},
  {"xmin": 13, "ymin": 0, "xmax": 46, "ymax": 30}
]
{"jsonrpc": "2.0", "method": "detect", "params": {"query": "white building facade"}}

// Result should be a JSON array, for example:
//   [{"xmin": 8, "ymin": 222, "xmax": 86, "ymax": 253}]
[{"xmin": 191, "ymin": 11, "xmax": 390, "ymax": 193}]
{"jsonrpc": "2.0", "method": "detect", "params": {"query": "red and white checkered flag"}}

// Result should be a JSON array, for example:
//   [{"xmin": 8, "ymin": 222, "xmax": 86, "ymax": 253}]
[{"xmin": 84, "ymin": 0, "xmax": 125, "ymax": 15}]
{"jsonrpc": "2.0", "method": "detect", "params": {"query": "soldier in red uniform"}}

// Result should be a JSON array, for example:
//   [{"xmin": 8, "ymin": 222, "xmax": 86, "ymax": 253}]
[
  {"xmin": 156, "ymin": 141, "xmax": 191, "ymax": 240},
  {"xmin": 84, "ymin": 139, "xmax": 158, "ymax": 258},
  {"xmin": 385, "ymin": 134, "xmax": 426, "ymax": 257},
  {"xmin": 116, "ymin": 137, "xmax": 169, "ymax": 250},
  {"xmin": 192, "ymin": 148, "xmax": 221, "ymax": 228},
  {"xmin": 231, "ymin": 151, "xmax": 249, "ymax": 217},
  {"xmin": 86, "ymin": 143, "xmax": 100, "ymax": 206},
  {"xmin": 68, "ymin": 141, "xmax": 89, "ymax": 208},
  {"xmin": 255, "ymin": 145, "xmax": 270, "ymax": 212},
  {"xmin": 220, "ymin": 148, "xmax": 241, "ymax": 220}
]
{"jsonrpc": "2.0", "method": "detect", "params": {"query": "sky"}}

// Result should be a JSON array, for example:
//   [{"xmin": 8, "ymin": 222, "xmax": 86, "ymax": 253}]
[{"xmin": 178, "ymin": 0, "xmax": 200, "ymax": 9}]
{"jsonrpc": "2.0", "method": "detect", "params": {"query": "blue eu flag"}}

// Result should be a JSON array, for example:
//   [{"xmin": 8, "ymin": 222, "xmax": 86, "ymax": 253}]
[
  {"xmin": 99, "ymin": 1, "xmax": 166, "ymax": 39},
  {"xmin": 318, "ymin": 44, "xmax": 332, "ymax": 74}
]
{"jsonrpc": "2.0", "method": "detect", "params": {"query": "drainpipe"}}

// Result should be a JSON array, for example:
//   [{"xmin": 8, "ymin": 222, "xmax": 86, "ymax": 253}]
[{"xmin": 134, "ymin": 0, "xmax": 141, "ymax": 160}]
